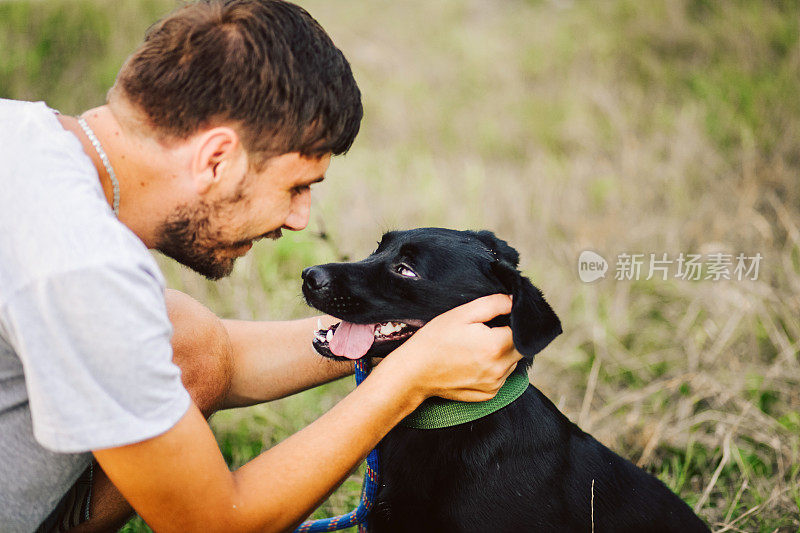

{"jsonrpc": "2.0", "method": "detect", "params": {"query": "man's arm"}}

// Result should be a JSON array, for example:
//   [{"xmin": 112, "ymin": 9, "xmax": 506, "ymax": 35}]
[
  {"xmin": 94, "ymin": 359, "xmax": 415, "ymax": 533},
  {"xmin": 221, "ymin": 315, "xmax": 351, "ymax": 408},
  {"xmin": 164, "ymin": 289, "xmax": 350, "ymax": 410},
  {"xmin": 93, "ymin": 294, "xmax": 518, "ymax": 533}
]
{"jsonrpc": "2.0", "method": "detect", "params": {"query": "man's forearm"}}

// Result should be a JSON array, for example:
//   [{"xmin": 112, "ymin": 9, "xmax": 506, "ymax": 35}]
[
  {"xmin": 94, "ymin": 352, "xmax": 424, "ymax": 533},
  {"xmin": 230, "ymin": 356, "xmax": 422, "ymax": 531},
  {"xmin": 221, "ymin": 315, "xmax": 353, "ymax": 408}
]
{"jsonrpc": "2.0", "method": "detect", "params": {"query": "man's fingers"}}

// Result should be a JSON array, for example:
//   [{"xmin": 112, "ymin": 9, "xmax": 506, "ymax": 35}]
[
  {"xmin": 488, "ymin": 325, "xmax": 515, "ymax": 351},
  {"xmin": 460, "ymin": 358, "xmax": 521, "ymax": 403},
  {"xmin": 490, "ymin": 326, "xmax": 522, "ymax": 375},
  {"xmin": 452, "ymin": 293, "xmax": 513, "ymax": 324},
  {"xmin": 498, "ymin": 359, "xmax": 518, "ymax": 383}
]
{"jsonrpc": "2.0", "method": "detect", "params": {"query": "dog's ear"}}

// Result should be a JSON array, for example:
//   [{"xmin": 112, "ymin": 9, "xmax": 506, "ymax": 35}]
[
  {"xmin": 491, "ymin": 259, "xmax": 562, "ymax": 361},
  {"xmin": 472, "ymin": 230, "xmax": 520, "ymax": 267}
]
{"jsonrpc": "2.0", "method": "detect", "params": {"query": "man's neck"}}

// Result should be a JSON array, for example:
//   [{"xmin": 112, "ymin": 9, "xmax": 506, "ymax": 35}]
[{"xmin": 57, "ymin": 104, "xmax": 178, "ymax": 248}]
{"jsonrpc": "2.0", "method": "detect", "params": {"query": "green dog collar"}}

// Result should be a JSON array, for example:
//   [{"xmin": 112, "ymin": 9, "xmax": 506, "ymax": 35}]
[{"xmin": 401, "ymin": 367, "xmax": 530, "ymax": 430}]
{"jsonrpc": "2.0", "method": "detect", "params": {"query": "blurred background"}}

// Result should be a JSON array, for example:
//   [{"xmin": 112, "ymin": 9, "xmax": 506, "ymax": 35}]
[{"xmin": 2, "ymin": 0, "xmax": 799, "ymax": 530}]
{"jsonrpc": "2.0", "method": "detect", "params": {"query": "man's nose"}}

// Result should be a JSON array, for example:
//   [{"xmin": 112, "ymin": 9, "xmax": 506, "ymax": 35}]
[
  {"xmin": 283, "ymin": 189, "xmax": 311, "ymax": 231},
  {"xmin": 302, "ymin": 266, "xmax": 332, "ymax": 290}
]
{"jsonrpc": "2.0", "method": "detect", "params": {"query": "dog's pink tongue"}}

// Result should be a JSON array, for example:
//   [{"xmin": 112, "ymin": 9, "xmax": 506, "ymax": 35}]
[{"xmin": 330, "ymin": 322, "xmax": 376, "ymax": 360}]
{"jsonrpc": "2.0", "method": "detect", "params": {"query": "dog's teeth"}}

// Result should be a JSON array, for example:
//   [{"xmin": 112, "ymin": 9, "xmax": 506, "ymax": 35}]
[
  {"xmin": 326, "ymin": 329, "xmax": 333, "ymax": 343},
  {"xmin": 374, "ymin": 321, "xmax": 412, "ymax": 337},
  {"xmin": 317, "ymin": 318, "xmax": 323, "ymax": 332}
]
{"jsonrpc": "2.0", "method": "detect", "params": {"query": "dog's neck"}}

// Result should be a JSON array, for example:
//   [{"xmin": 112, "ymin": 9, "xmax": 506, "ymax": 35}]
[{"xmin": 399, "ymin": 365, "xmax": 530, "ymax": 429}]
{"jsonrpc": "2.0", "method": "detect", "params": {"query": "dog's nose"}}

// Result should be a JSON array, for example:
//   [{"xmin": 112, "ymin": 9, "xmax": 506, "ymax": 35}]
[{"xmin": 302, "ymin": 266, "xmax": 332, "ymax": 290}]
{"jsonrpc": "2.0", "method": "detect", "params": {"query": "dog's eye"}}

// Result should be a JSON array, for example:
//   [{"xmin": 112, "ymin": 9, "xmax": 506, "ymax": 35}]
[{"xmin": 394, "ymin": 263, "xmax": 418, "ymax": 279}]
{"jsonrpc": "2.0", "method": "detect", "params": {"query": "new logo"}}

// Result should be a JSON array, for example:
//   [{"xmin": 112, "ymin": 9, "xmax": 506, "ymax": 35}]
[{"xmin": 578, "ymin": 250, "xmax": 608, "ymax": 283}]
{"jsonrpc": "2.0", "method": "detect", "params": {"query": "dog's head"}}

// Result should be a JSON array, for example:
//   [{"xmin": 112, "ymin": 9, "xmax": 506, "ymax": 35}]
[{"xmin": 302, "ymin": 228, "xmax": 561, "ymax": 363}]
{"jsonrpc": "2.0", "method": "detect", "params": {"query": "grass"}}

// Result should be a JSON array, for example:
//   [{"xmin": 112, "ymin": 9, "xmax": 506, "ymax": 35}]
[{"xmin": 3, "ymin": 0, "xmax": 799, "ymax": 530}]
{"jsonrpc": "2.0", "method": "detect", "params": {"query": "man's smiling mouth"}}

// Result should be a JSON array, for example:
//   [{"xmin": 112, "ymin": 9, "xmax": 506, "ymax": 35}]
[{"xmin": 228, "ymin": 229, "xmax": 284, "ymax": 253}]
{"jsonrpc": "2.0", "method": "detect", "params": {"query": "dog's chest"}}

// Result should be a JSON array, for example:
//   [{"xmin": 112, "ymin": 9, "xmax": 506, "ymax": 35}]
[{"xmin": 370, "ymin": 402, "xmax": 543, "ymax": 533}]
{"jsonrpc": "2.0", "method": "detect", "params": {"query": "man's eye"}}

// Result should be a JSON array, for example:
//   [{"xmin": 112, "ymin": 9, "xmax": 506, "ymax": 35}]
[{"xmin": 394, "ymin": 264, "xmax": 418, "ymax": 278}]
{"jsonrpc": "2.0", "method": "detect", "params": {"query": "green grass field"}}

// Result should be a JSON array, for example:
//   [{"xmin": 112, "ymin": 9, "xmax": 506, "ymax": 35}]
[{"xmin": 3, "ymin": 0, "xmax": 799, "ymax": 530}]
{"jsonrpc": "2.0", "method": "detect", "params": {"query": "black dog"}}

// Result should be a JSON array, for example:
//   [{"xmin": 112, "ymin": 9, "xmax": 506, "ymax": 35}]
[{"xmin": 302, "ymin": 228, "xmax": 709, "ymax": 533}]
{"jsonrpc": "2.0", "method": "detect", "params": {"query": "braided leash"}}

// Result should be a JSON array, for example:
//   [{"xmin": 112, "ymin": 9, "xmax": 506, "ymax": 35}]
[{"xmin": 295, "ymin": 359, "xmax": 379, "ymax": 533}]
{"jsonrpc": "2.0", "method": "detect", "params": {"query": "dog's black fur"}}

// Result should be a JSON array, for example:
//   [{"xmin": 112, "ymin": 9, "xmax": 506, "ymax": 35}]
[{"xmin": 302, "ymin": 228, "xmax": 709, "ymax": 533}]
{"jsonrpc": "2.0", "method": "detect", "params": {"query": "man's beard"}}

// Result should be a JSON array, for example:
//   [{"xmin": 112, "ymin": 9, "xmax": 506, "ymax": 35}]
[{"xmin": 155, "ymin": 200, "xmax": 281, "ymax": 281}]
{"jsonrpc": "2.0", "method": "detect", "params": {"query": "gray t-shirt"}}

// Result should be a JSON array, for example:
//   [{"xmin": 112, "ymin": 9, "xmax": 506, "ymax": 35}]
[{"xmin": 0, "ymin": 99, "xmax": 192, "ymax": 531}]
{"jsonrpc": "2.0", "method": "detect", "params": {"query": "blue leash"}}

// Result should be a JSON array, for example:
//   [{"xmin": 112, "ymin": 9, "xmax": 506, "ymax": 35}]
[{"xmin": 295, "ymin": 359, "xmax": 379, "ymax": 533}]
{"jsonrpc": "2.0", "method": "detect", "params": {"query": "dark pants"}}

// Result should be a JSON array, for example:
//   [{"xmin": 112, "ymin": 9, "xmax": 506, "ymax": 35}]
[{"xmin": 36, "ymin": 462, "xmax": 93, "ymax": 533}]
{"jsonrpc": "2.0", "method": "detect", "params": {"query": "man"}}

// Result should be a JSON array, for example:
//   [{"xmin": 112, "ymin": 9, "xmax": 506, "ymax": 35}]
[{"xmin": 0, "ymin": 1, "xmax": 520, "ymax": 531}]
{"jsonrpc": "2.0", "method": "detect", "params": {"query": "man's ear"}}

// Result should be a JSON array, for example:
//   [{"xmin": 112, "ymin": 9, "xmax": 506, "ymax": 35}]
[
  {"xmin": 191, "ymin": 127, "xmax": 241, "ymax": 195},
  {"xmin": 491, "ymin": 259, "xmax": 562, "ymax": 361}
]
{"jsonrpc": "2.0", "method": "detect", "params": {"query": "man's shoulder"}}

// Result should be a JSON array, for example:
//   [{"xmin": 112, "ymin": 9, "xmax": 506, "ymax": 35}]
[
  {"xmin": 0, "ymin": 97, "xmax": 48, "ymax": 117},
  {"xmin": 0, "ymin": 99, "xmax": 162, "ymax": 301},
  {"xmin": 0, "ymin": 97, "xmax": 95, "ymax": 181},
  {"xmin": 0, "ymin": 99, "xmax": 71, "ymax": 154}
]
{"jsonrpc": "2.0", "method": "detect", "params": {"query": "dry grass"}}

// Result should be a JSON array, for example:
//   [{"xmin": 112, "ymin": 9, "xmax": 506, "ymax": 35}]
[{"xmin": 2, "ymin": 0, "xmax": 798, "ymax": 530}]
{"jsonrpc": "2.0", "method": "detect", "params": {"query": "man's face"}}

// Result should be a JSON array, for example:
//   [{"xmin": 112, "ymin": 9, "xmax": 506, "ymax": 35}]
[{"xmin": 155, "ymin": 152, "xmax": 330, "ymax": 280}]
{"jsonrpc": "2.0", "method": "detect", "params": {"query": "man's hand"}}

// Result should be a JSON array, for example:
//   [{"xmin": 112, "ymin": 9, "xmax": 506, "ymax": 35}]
[{"xmin": 379, "ymin": 294, "xmax": 520, "ymax": 403}]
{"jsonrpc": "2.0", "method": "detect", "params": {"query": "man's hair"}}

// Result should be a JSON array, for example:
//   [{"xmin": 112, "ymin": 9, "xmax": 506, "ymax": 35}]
[{"xmin": 114, "ymin": 0, "xmax": 362, "ymax": 164}]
